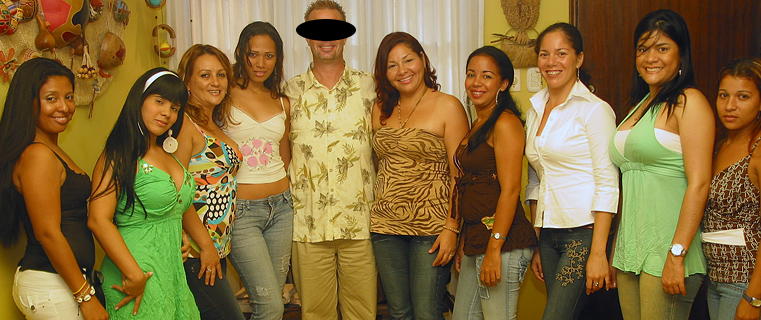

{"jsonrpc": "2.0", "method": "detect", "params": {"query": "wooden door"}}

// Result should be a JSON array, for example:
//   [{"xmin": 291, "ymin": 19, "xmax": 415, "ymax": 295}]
[
  {"xmin": 572, "ymin": 0, "xmax": 761, "ymax": 121},
  {"xmin": 572, "ymin": 2, "xmax": 760, "ymax": 319}
]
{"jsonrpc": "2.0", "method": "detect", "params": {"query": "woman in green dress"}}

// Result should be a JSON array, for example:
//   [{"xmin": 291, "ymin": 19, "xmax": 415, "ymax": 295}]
[
  {"xmin": 610, "ymin": 10, "xmax": 713, "ymax": 319},
  {"xmin": 89, "ymin": 68, "xmax": 221, "ymax": 319}
]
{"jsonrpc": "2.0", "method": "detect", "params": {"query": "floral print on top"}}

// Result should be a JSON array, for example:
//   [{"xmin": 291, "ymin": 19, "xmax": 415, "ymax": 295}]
[
  {"xmin": 284, "ymin": 66, "xmax": 376, "ymax": 242},
  {"xmin": 186, "ymin": 117, "xmax": 241, "ymax": 258},
  {"xmin": 240, "ymin": 138, "xmax": 274, "ymax": 169}
]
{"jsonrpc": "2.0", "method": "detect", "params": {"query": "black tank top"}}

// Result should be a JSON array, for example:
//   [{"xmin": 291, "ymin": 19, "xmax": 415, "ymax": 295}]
[{"xmin": 18, "ymin": 145, "xmax": 95, "ymax": 273}]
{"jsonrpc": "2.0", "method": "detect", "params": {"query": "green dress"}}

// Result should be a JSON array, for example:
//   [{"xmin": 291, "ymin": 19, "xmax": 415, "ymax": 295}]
[
  {"xmin": 101, "ymin": 158, "xmax": 200, "ymax": 319},
  {"xmin": 610, "ymin": 97, "xmax": 706, "ymax": 277}
]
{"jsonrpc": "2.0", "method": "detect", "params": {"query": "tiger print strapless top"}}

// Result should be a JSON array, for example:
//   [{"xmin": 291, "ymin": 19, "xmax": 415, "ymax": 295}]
[{"xmin": 371, "ymin": 127, "xmax": 451, "ymax": 236}]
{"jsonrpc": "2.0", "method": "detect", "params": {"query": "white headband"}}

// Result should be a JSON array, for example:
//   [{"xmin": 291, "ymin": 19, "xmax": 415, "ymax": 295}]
[{"xmin": 143, "ymin": 71, "xmax": 179, "ymax": 92}]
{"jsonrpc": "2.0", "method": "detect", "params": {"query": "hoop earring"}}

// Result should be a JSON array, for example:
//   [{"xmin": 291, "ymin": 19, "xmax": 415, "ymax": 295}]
[
  {"xmin": 163, "ymin": 129, "xmax": 179, "ymax": 153},
  {"xmin": 138, "ymin": 122, "xmax": 145, "ymax": 136},
  {"xmin": 678, "ymin": 69, "xmax": 682, "ymax": 76},
  {"xmin": 495, "ymin": 92, "xmax": 499, "ymax": 106}
]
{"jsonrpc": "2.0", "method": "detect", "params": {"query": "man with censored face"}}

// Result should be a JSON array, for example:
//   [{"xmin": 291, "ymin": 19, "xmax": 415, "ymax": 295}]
[{"xmin": 284, "ymin": 1, "xmax": 377, "ymax": 319}]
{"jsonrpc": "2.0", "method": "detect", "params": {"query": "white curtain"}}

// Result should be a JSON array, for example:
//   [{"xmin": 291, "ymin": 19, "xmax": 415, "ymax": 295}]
[{"xmin": 166, "ymin": 0, "xmax": 484, "ymax": 102}]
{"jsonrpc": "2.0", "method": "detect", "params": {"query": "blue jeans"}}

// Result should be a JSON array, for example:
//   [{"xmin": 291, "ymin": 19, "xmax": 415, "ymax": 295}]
[
  {"xmin": 707, "ymin": 280, "xmax": 748, "ymax": 320},
  {"xmin": 451, "ymin": 247, "xmax": 533, "ymax": 320},
  {"xmin": 228, "ymin": 189, "xmax": 293, "ymax": 320},
  {"xmin": 538, "ymin": 227, "xmax": 594, "ymax": 320},
  {"xmin": 184, "ymin": 258, "xmax": 245, "ymax": 320},
  {"xmin": 371, "ymin": 233, "xmax": 451, "ymax": 320}
]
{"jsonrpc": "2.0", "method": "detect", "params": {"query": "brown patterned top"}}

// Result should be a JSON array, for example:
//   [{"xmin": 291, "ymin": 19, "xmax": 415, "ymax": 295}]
[
  {"xmin": 452, "ymin": 143, "xmax": 537, "ymax": 256},
  {"xmin": 703, "ymin": 137, "xmax": 761, "ymax": 283},
  {"xmin": 371, "ymin": 127, "xmax": 450, "ymax": 236}
]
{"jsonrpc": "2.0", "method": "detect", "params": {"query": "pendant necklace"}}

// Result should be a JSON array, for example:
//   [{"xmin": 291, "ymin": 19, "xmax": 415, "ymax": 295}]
[{"xmin": 398, "ymin": 89, "xmax": 427, "ymax": 128}]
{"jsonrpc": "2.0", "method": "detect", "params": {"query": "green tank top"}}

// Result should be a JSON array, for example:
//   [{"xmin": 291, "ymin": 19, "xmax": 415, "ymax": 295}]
[{"xmin": 610, "ymin": 97, "xmax": 706, "ymax": 277}]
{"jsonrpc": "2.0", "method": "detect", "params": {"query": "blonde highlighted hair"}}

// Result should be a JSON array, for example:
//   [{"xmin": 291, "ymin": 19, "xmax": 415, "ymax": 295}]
[
  {"xmin": 304, "ymin": 0, "xmax": 346, "ymax": 21},
  {"xmin": 177, "ymin": 44, "xmax": 235, "ymax": 128}
]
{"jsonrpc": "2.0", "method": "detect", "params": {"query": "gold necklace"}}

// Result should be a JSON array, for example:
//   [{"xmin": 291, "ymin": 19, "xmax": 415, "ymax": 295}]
[{"xmin": 398, "ymin": 89, "xmax": 427, "ymax": 128}]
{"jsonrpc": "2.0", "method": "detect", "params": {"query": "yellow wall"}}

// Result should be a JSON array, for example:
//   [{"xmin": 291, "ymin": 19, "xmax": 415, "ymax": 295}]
[
  {"xmin": 0, "ymin": 2, "xmax": 162, "ymax": 318},
  {"xmin": 483, "ymin": 0, "xmax": 570, "ymax": 319}
]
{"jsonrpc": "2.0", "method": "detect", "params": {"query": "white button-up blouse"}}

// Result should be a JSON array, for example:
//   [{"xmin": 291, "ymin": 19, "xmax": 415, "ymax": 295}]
[{"xmin": 525, "ymin": 80, "xmax": 619, "ymax": 228}]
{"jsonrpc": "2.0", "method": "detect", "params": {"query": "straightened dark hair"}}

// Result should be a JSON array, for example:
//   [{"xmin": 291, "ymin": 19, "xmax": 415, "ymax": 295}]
[
  {"xmin": 233, "ymin": 21, "xmax": 285, "ymax": 99},
  {"xmin": 91, "ymin": 68, "xmax": 188, "ymax": 218},
  {"xmin": 628, "ymin": 9, "xmax": 696, "ymax": 118},
  {"xmin": 466, "ymin": 46, "xmax": 523, "ymax": 152},
  {"xmin": 0, "ymin": 58, "xmax": 74, "ymax": 247},
  {"xmin": 535, "ymin": 22, "xmax": 591, "ymax": 86},
  {"xmin": 715, "ymin": 57, "xmax": 761, "ymax": 152},
  {"xmin": 373, "ymin": 32, "xmax": 440, "ymax": 125}
]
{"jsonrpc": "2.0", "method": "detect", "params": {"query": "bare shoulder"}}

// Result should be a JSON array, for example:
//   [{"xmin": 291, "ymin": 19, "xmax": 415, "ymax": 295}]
[
  {"xmin": 749, "ymin": 141, "xmax": 761, "ymax": 188},
  {"xmin": 178, "ymin": 114, "xmax": 200, "ymax": 139},
  {"xmin": 494, "ymin": 111, "xmax": 525, "ymax": 140},
  {"xmin": 430, "ymin": 92, "xmax": 466, "ymax": 118},
  {"xmin": 15, "ymin": 143, "xmax": 63, "ymax": 183},
  {"xmin": 18, "ymin": 143, "xmax": 60, "ymax": 168},
  {"xmin": 229, "ymin": 85, "xmax": 244, "ymax": 98},
  {"xmin": 678, "ymin": 88, "xmax": 711, "ymax": 110}
]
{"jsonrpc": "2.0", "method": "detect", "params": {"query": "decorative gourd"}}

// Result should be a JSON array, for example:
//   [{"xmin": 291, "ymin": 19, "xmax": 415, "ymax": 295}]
[
  {"xmin": 34, "ymin": 14, "xmax": 55, "ymax": 50},
  {"xmin": 39, "ymin": 0, "xmax": 89, "ymax": 48}
]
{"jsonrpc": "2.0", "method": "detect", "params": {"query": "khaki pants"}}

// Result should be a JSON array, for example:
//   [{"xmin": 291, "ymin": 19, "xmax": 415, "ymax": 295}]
[{"xmin": 292, "ymin": 240, "xmax": 377, "ymax": 320}]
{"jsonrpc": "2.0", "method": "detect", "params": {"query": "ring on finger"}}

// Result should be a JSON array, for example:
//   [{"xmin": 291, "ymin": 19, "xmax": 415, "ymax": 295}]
[
  {"xmin": 594, "ymin": 282, "xmax": 599, "ymax": 286},
  {"xmin": 206, "ymin": 268, "xmax": 213, "ymax": 272}
]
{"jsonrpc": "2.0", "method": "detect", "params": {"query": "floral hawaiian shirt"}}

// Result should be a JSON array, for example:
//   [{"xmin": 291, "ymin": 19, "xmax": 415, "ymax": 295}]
[{"xmin": 284, "ymin": 66, "xmax": 376, "ymax": 242}]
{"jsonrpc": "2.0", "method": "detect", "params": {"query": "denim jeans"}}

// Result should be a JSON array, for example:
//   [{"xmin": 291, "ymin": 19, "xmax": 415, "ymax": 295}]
[
  {"xmin": 538, "ymin": 227, "xmax": 594, "ymax": 320},
  {"xmin": 371, "ymin": 233, "xmax": 451, "ymax": 320},
  {"xmin": 228, "ymin": 189, "xmax": 293, "ymax": 320},
  {"xmin": 184, "ymin": 258, "xmax": 245, "ymax": 320},
  {"xmin": 451, "ymin": 247, "xmax": 533, "ymax": 320},
  {"xmin": 616, "ymin": 270, "xmax": 704, "ymax": 320},
  {"xmin": 13, "ymin": 267, "xmax": 83, "ymax": 320},
  {"xmin": 707, "ymin": 280, "xmax": 748, "ymax": 320}
]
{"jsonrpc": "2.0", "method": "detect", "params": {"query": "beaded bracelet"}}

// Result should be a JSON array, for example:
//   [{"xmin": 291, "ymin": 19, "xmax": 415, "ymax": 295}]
[
  {"xmin": 443, "ymin": 225, "xmax": 460, "ymax": 234},
  {"xmin": 75, "ymin": 283, "xmax": 95, "ymax": 304}
]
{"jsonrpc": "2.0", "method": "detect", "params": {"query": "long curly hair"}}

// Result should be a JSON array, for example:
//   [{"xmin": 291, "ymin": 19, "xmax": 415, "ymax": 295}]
[
  {"xmin": 373, "ymin": 32, "xmax": 440, "ymax": 125},
  {"xmin": 177, "ymin": 44, "xmax": 235, "ymax": 128}
]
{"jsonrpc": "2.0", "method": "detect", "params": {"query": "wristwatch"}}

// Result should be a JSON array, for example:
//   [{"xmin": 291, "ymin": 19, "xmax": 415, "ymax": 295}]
[
  {"xmin": 668, "ymin": 244, "xmax": 687, "ymax": 257},
  {"xmin": 491, "ymin": 232, "xmax": 506, "ymax": 240},
  {"xmin": 743, "ymin": 292, "xmax": 761, "ymax": 307}
]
